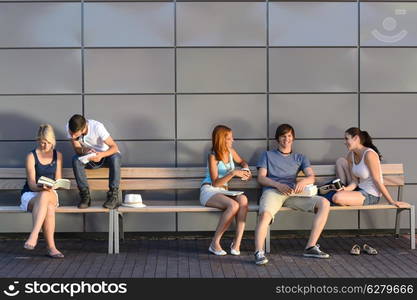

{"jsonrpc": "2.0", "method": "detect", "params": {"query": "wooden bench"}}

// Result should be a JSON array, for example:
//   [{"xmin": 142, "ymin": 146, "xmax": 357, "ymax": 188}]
[
  {"xmin": 112, "ymin": 164, "xmax": 415, "ymax": 254},
  {"xmin": 0, "ymin": 168, "xmax": 116, "ymax": 254},
  {"xmin": 1, "ymin": 164, "xmax": 414, "ymax": 255}
]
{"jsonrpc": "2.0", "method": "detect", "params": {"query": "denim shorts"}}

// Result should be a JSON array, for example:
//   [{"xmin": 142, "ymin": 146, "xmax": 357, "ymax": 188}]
[
  {"xmin": 356, "ymin": 188, "xmax": 380, "ymax": 205},
  {"xmin": 322, "ymin": 189, "xmax": 380, "ymax": 205}
]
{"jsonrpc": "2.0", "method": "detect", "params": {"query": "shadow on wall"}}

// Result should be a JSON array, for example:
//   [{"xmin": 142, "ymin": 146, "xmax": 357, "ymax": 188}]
[
  {"xmin": 0, "ymin": 113, "xmax": 72, "ymax": 167},
  {"xmin": 101, "ymin": 115, "xmax": 177, "ymax": 167}
]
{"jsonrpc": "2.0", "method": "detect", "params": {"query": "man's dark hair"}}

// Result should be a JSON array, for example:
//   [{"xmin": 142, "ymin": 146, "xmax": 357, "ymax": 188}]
[
  {"xmin": 68, "ymin": 114, "xmax": 86, "ymax": 133},
  {"xmin": 275, "ymin": 124, "xmax": 295, "ymax": 140}
]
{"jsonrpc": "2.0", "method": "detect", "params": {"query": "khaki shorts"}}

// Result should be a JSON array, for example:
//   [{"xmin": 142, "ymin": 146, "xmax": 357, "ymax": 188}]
[{"xmin": 259, "ymin": 188, "xmax": 323, "ymax": 224}]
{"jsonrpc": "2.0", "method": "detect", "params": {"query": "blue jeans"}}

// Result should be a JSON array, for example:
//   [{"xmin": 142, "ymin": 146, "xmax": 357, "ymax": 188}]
[
  {"xmin": 72, "ymin": 153, "xmax": 121, "ymax": 190},
  {"xmin": 357, "ymin": 188, "xmax": 380, "ymax": 205}
]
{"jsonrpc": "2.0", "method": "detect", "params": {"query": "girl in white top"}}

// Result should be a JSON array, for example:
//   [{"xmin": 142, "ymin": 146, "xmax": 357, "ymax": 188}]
[{"xmin": 331, "ymin": 127, "xmax": 408, "ymax": 208}]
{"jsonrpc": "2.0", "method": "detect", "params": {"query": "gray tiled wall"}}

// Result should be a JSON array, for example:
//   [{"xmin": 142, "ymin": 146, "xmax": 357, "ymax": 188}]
[{"xmin": 1, "ymin": 0, "xmax": 416, "ymax": 233}]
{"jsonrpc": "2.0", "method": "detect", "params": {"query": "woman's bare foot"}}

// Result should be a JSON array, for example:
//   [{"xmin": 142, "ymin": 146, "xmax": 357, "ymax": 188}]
[{"xmin": 23, "ymin": 235, "xmax": 38, "ymax": 250}]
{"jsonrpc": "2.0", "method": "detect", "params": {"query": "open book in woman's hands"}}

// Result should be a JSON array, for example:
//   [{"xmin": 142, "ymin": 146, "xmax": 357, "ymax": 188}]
[{"xmin": 37, "ymin": 176, "xmax": 71, "ymax": 190}]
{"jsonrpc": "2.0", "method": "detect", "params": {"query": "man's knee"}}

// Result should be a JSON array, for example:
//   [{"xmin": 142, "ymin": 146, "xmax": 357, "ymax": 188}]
[
  {"xmin": 258, "ymin": 211, "xmax": 273, "ymax": 225},
  {"xmin": 109, "ymin": 153, "xmax": 122, "ymax": 163},
  {"xmin": 72, "ymin": 154, "xmax": 84, "ymax": 168},
  {"xmin": 316, "ymin": 197, "xmax": 330, "ymax": 211}
]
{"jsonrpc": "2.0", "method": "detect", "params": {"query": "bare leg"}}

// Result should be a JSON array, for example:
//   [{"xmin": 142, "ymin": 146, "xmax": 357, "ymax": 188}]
[
  {"xmin": 231, "ymin": 194, "xmax": 248, "ymax": 251},
  {"xmin": 332, "ymin": 191, "xmax": 365, "ymax": 206},
  {"xmin": 206, "ymin": 194, "xmax": 239, "ymax": 251},
  {"xmin": 25, "ymin": 191, "xmax": 54, "ymax": 248},
  {"xmin": 336, "ymin": 157, "xmax": 352, "ymax": 186},
  {"xmin": 306, "ymin": 198, "xmax": 330, "ymax": 248},
  {"xmin": 42, "ymin": 193, "xmax": 62, "ymax": 255},
  {"xmin": 254, "ymin": 212, "xmax": 273, "ymax": 252}
]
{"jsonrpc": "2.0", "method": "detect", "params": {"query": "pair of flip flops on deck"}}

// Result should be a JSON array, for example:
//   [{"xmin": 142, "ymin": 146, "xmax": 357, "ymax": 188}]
[{"xmin": 350, "ymin": 244, "xmax": 378, "ymax": 255}]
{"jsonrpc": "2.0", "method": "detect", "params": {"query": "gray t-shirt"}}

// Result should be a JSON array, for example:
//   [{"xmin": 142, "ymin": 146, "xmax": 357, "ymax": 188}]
[{"xmin": 256, "ymin": 150, "xmax": 311, "ymax": 191}]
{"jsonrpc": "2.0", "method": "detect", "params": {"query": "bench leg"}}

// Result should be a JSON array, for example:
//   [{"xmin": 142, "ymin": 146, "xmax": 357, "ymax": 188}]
[
  {"xmin": 119, "ymin": 213, "xmax": 125, "ymax": 242},
  {"xmin": 410, "ymin": 205, "xmax": 415, "ymax": 250},
  {"xmin": 265, "ymin": 225, "xmax": 271, "ymax": 253},
  {"xmin": 108, "ymin": 210, "xmax": 114, "ymax": 254},
  {"xmin": 395, "ymin": 208, "xmax": 403, "ymax": 238},
  {"xmin": 114, "ymin": 210, "xmax": 120, "ymax": 254}
]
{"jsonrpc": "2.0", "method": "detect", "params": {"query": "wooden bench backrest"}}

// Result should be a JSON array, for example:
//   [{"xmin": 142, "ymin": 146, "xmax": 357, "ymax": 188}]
[{"xmin": 0, "ymin": 164, "xmax": 404, "ymax": 190}]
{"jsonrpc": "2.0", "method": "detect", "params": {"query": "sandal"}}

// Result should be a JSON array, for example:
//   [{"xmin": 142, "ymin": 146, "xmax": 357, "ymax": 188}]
[
  {"xmin": 46, "ymin": 249, "xmax": 65, "ymax": 259},
  {"xmin": 350, "ymin": 244, "xmax": 361, "ymax": 255},
  {"xmin": 363, "ymin": 244, "xmax": 378, "ymax": 255}
]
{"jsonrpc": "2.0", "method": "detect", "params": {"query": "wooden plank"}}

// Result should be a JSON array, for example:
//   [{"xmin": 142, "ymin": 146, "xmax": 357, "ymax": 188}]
[
  {"xmin": 276, "ymin": 204, "xmax": 410, "ymax": 212},
  {"xmin": 0, "ymin": 205, "xmax": 109, "ymax": 213},
  {"xmin": 123, "ymin": 204, "xmax": 403, "ymax": 213},
  {"xmin": 56, "ymin": 206, "xmax": 109, "ymax": 213},
  {"xmin": 1, "ymin": 203, "xmax": 410, "ymax": 214},
  {"xmin": 304, "ymin": 164, "xmax": 403, "ymax": 176},
  {"xmin": 118, "ymin": 178, "xmax": 260, "ymax": 190},
  {"xmin": 0, "ymin": 164, "xmax": 403, "ymax": 179},
  {"xmin": 0, "ymin": 168, "xmax": 112, "ymax": 179},
  {"xmin": 0, "ymin": 175, "xmax": 404, "ymax": 191},
  {"xmin": 383, "ymin": 175, "xmax": 405, "ymax": 186},
  {"xmin": 117, "ymin": 204, "xmax": 259, "ymax": 213},
  {"xmin": 0, "ymin": 206, "xmax": 22, "ymax": 213},
  {"xmin": 327, "ymin": 204, "xmax": 411, "ymax": 210},
  {"xmin": 0, "ymin": 179, "xmax": 99, "ymax": 190}
]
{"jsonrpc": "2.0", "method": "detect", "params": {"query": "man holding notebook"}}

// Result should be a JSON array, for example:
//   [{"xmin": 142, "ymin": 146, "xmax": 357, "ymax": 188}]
[
  {"xmin": 66, "ymin": 114, "xmax": 121, "ymax": 209},
  {"xmin": 253, "ymin": 124, "xmax": 331, "ymax": 265}
]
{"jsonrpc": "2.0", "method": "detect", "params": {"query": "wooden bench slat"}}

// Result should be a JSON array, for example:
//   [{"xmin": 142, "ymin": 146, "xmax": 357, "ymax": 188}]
[
  {"xmin": 382, "ymin": 175, "xmax": 405, "ymax": 186},
  {"xmin": 0, "ymin": 175, "xmax": 404, "ymax": 191},
  {"xmin": 118, "ymin": 204, "xmax": 260, "ymax": 213},
  {"xmin": 0, "ymin": 179, "xmax": 95, "ymax": 190},
  {"xmin": 1, "ymin": 203, "xmax": 409, "ymax": 214},
  {"xmin": 0, "ymin": 206, "xmax": 109, "ymax": 213},
  {"xmin": 305, "ymin": 164, "xmax": 404, "ymax": 176},
  {"xmin": 56, "ymin": 206, "xmax": 110, "ymax": 213},
  {"xmin": 0, "ymin": 164, "xmax": 404, "ymax": 179}
]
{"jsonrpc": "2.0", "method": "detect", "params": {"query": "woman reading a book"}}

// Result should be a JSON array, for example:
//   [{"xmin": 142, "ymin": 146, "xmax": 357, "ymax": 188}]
[
  {"xmin": 200, "ymin": 125, "xmax": 251, "ymax": 256},
  {"xmin": 20, "ymin": 124, "xmax": 64, "ymax": 258}
]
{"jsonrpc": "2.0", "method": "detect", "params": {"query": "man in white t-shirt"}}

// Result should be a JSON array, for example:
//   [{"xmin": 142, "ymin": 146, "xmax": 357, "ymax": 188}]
[{"xmin": 67, "ymin": 114, "xmax": 121, "ymax": 209}]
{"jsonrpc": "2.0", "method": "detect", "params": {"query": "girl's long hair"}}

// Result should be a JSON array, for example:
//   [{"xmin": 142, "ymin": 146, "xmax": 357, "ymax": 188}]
[
  {"xmin": 211, "ymin": 125, "xmax": 232, "ymax": 162},
  {"xmin": 345, "ymin": 127, "xmax": 382, "ymax": 160}
]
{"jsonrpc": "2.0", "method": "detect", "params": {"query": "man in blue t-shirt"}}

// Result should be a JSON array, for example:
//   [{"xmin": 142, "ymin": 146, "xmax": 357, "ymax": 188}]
[{"xmin": 254, "ymin": 124, "xmax": 331, "ymax": 265}]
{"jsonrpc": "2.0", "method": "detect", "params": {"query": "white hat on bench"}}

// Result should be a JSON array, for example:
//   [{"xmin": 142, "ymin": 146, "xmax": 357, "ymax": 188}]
[{"xmin": 122, "ymin": 194, "xmax": 146, "ymax": 208}]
